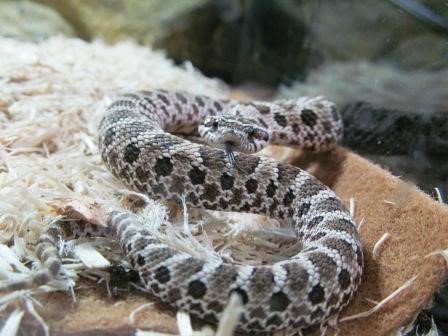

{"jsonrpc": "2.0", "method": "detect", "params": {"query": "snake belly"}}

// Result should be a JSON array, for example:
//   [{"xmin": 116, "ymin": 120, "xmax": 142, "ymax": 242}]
[{"xmin": 98, "ymin": 90, "xmax": 363, "ymax": 332}]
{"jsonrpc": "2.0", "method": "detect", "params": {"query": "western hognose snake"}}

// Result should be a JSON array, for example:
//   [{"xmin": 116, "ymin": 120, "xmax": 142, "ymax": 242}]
[{"xmin": 94, "ymin": 90, "xmax": 363, "ymax": 332}]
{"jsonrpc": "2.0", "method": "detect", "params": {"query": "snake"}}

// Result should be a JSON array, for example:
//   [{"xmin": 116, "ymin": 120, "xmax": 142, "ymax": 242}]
[{"xmin": 95, "ymin": 90, "xmax": 364, "ymax": 332}]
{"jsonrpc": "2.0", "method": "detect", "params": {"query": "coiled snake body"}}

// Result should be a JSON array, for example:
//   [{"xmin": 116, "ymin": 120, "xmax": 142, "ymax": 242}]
[{"xmin": 98, "ymin": 90, "xmax": 363, "ymax": 332}]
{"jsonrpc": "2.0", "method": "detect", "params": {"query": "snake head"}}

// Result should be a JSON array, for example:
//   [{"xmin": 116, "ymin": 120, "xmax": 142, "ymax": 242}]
[{"xmin": 198, "ymin": 115, "xmax": 270, "ymax": 154}]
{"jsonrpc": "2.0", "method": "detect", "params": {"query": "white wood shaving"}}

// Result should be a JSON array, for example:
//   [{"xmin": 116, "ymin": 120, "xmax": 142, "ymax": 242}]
[
  {"xmin": 340, "ymin": 276, "xmax": 417, "ymax": 323},
  {"xmin": 177, "ymin": 311, "xmax": 194, "ymax": 336},
  {"xmin": 215, "ymin": 292, "xmax": 244, "ymax": 336},
  {"xmin": 73, "ymin": 243, "xmax": 110, "ymax": 269},
  {"xmin": 357, "ymin": 217, "xmax": 365, "ymax": 231},
  {"xmin": 349, "ymin": 197, "xmax": 355, "ymax": 217},
  {"xmin": 434, "ymin": 187, "xmax": 443, "ymax": 203},
  {"xmin": 372, "ymin": 233, "xmax": 391, "ymax": 260},
  {"xmin": 426, "ymin": 248, "xmax": 448, "ymax": 267},
  {"xmin": 128, "ymin": 303, "xmax": 154, "ymax": 325},
  {"xmin": 0, "ymin": 309, "xmax": 24, "ymax": 336},
  {"xmin": 25, "ymin": 298, "xmax": 49, "ymax": 336}
]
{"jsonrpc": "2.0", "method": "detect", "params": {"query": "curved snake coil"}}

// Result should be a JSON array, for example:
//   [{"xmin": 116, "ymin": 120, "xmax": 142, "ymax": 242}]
[{"xmin": 98, "ymin": 90, "xmax": 363, "ymax": 332}]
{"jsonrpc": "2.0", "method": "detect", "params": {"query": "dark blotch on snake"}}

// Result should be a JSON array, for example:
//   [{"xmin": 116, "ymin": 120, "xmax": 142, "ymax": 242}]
[
  {"xmin": 192, "ymin": 104, "xmax": 199, "ymax": 115},
  {"xmin": 187, "ymin": 280, "xmax": 207, "ymax": 299},
  {"xmin": 136, "ymin": 254, "xmax": 145, "ymax": 266},
  {"xmin": 296, "ymin": 202, "xmax": 311, "ymax": 217},
  {"xmin": 270, "ymin": 291, "xmax": 290, "ymax": 311},
  {"xmin": 154, "ymin": 157, "xmax": 173, "ymax": 176},
  {"xmin": 154, "ymin": 266, "xmax": 171, "ymax": 283},
  {"xmin": 175, "ymin": 92, "xmax": 188, "ymax": 104},
  {"xmin": 195, "ymin": 96, "xmax": 205, "ymax": 107},
  {"xmin": 274, "ymin": 113, "xmax": 287, "ymax": 127},
  {"xmin": 245, "ymin": 178, "xmax": 258, "ymax": 193},
  {"xmin": 301, "ymin": 109, "xmax": 318, "ymax": 127},
  {"xmin": 338, "ymin": 269, "xmax": 351, "ymax": 290},
  {"xmin": 123, "ymin": 143, "xmax": 140, "ymax": 163},
  {"xmin": 266, "ymin": 180, "xmax": 277, "ymax": 197},
  {"xmin": 283, "ymin": 189, "xmax": 295, "ymax": 207},
  {"xmin": 189, "ymin": 166, "xmax": 206, "ymax": 185},
  {"xmin": 220, "ymin": 173, "xmax": 234, "ymax": 190},
  {"xmin": 213, "ymin": 101, "xmax": 223, "ymax": 111},
  {"xmin": 157, "ymin": 93, "xmax": 170, "ymax": 105},
  {"xmin": 308, "ymin": 284, "xmax": 325, "ymax": 304}
]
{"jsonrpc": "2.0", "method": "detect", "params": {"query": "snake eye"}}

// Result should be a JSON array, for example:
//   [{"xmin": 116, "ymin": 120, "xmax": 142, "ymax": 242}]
[
  {"xmin": 212, "ymin": 120, "xmax": 219, "ymax": 129},
  {"xmin": 253, "ymin": 129, "xmax": 269, "ymax": 142}
]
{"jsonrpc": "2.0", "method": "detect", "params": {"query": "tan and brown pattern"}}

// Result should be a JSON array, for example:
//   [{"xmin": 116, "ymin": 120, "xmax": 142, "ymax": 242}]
[{"xmin": 95, "ymin": 90, "xmax": 363, "ymax": 332}]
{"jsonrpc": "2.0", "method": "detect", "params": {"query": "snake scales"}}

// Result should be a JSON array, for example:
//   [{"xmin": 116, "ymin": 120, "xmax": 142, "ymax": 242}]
[{"xmin": 94, "ymin": 90, "xmax": 363, "ymax": 332}]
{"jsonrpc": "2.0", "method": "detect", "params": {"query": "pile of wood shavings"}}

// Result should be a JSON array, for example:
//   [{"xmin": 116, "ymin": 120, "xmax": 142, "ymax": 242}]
[{"xmin": 0, "ymin": 37, "xmax": 296, "ymax": 335}]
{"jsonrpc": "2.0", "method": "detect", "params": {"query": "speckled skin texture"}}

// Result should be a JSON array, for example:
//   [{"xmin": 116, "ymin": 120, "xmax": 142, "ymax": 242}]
[{"xmin": 97, "ymin": 90, "xmax": 363, "ymax": 332}]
